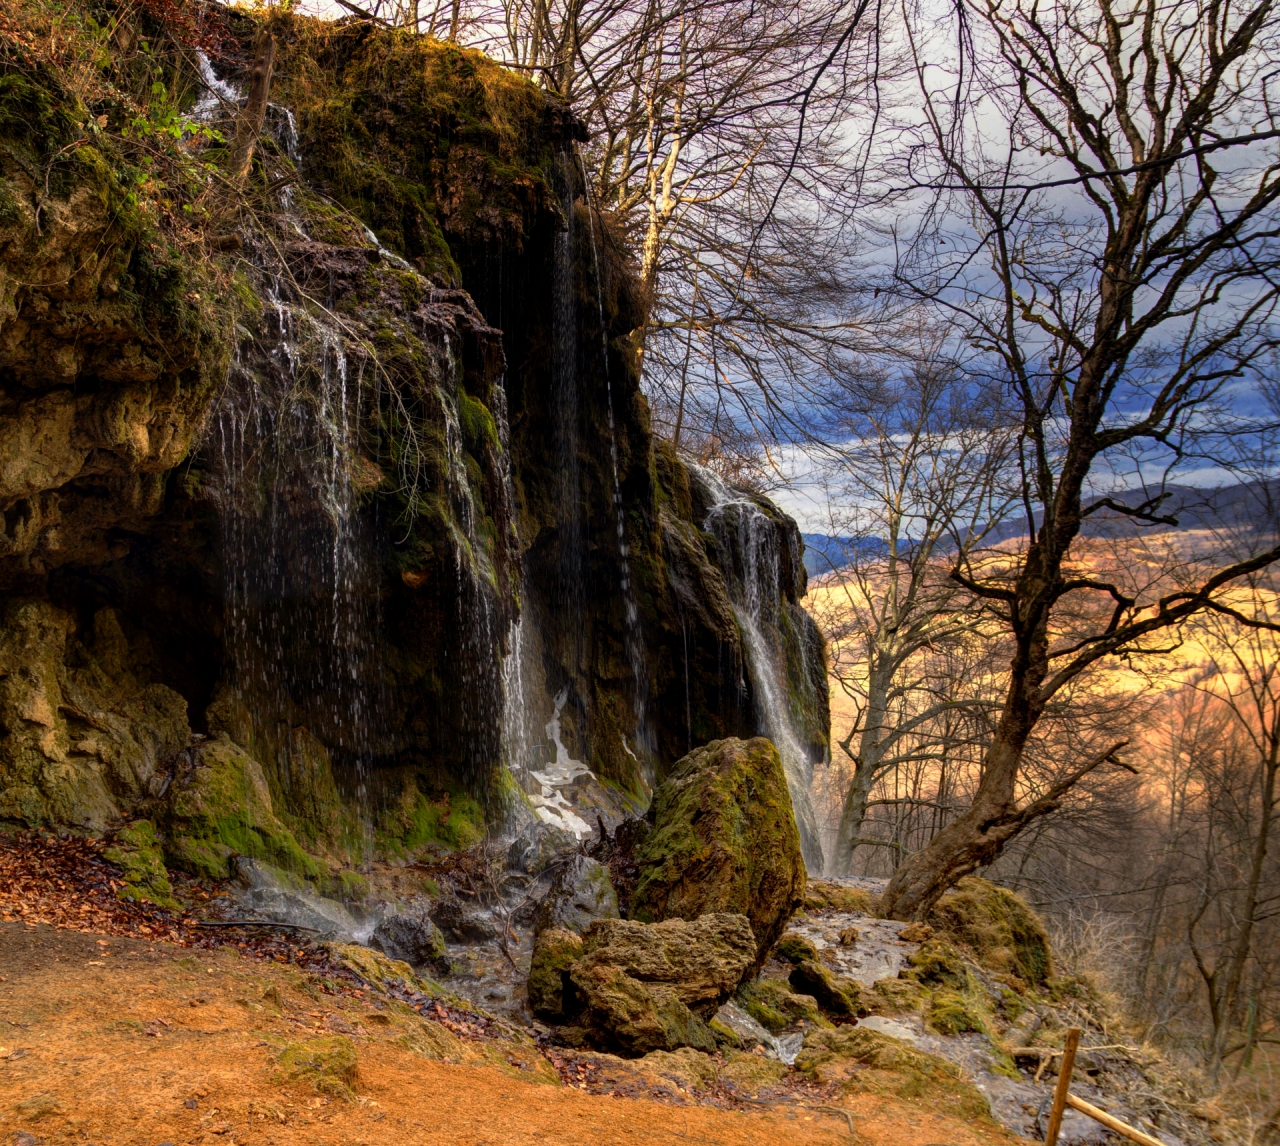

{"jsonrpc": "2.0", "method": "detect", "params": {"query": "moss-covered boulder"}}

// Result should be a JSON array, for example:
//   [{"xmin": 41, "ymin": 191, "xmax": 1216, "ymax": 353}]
[
  {"xmin": 928, "ymin": 990, "xmax": 985, "ymax": 1035},
  {"xmin": 630, "ymin": 737, "xmax": 805, "ymax": 970},
  {"xmin": 789, "ymin": 959, "xmax": 864, "ymax": 1018},
  {"xmin": 277, "ymin": 1036, "xmax": 359, "ymax": 1100},
  {"xmin": 570, "ymin": 961, "xmax": 718, "ymax": 1055},
  {"xmin": 928, "ymin": 877, "xmax": 1053, "ymax": 987},
  {"xmin": 102, "ymin": 819, "xmax": 178, "ymax": 910},
  {"xmin": 867, "ymin": 977, "xmax": 926, "ymax": 1015},
  {"xmin": 794, "ymin": 1027, "xmax": 991, "ymax": 1121},
  {"xmin": 736, "ymin": 977, "xmax": 824, "ymax": 1032},
  {"xmin": 528, "ymin": 927, "xmax": 584, "ymax": 1022},
  {"xmin": 566, "ymin": 914, "xmax": 756, "ymax": 1055},
  {"xmin": 164, "ymin": 737, "xmax": 320, "ymax": 882},
  {"xmin": 774, "ymin": 933, "xmax": 820, "ymax": 965},
  {"xmin": 719, "ymin": 1051, "xmax": 788, "ymax": 1094}
]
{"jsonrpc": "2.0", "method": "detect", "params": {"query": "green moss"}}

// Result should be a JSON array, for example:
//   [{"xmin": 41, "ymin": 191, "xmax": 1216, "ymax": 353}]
[
  {"xmin": 927, "ymin": 877, "xmax": 1054, "ymax": 987},
  {"xmin": 736, "ymin": 977, "xmax": 824, "ymax": 1032},
  {"xmin": 928, "ymin": 990, "xmax": 985, "ymax": 1035},
  {"xmin": 165, "ymin": 738, "xmax": 322, "ymax": 882},
  {"xmin": 458, "ymin": 391, "xmax": 500, "ymax": 454},
  {"xmin": 375, "ymin": 780, "xmax": 485, "ymax": 860},
  {"xmin": 325, "ymin": 869, "xmax": 371, "ymax": 902},
  {"xmin": 277, "ymin": 1036, "xmax": 359, "ymax": 1100},
  {"xmin": 271, "ymin": 18, "xmax": 558, "ymax": 277},
  {"xmin": 630, "ymin": 737, "xmax": 806, "ymax": 971},
  {"xmin": 795, "ymin": 1028, "xmax": 991, "ymax": 1121},
  {"xmin": 902, "ymin": 939, "xmax": 970, "ymax": 991},
  {"xmin": 774, "ymin": 934, "xmax": 820, "ymax": 965},
  {"xmin": 868, "ymin": 977, "xmax": 925, "ymax": 1014},
  {"xmin": 102, "ymin": 819, "xmax": 179, "ymax": 910}
]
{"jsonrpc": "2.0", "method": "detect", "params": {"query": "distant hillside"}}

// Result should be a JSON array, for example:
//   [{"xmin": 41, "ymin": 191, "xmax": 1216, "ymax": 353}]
[{"xmin": 800, "ymin": 479, "xmax": 1279, "ymax": 577}]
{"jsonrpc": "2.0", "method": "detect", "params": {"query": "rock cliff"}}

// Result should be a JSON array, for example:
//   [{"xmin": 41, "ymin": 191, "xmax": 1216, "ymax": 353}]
[{"xmin": 0, "ymin": 5, "xmax": 829, "ymax": 873}]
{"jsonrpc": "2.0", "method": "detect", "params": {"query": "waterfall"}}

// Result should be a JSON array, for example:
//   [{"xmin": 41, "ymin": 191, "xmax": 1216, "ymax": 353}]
[
  {"xmin": 693, "ymin": 465, "xmax": 826, "ymax": 872},
  {"xmin": 579, "ymin": 155, "xmax": 653, "ymax": 769},
  {"xmin": 209, "ymin": 272, "xmax": 385, "ymax": 859}
]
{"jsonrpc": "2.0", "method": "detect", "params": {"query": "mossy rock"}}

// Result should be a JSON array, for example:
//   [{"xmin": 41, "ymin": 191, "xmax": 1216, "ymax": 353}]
[
  {"xmin": 396, "ymin": 1019, "xmax": 467, "ymax": 1063},
  {"xmin": 719, "ymin": 1051, "xmax": 789, "ymax": 1094},
  {"xmin": 803, "ymin": 881, "xmax": 876, "ymax": 914},
  {"xmin": 902, "ymin": 939, "xmax": 970, "ymax": 991},
  {"xmin": 102, "ymin": 820, "xmax": 179, "ymax": 910},
  {"xmin": 164, "ymin": 737, "xmax": 321, "ymax": 882},
  {"xmin": 928, "ymin": 990, "xmax": 985, "ymax": 1035},
  {"xmin": 928, "ymin": 877, "xmax": 1053, "ymax": 987},
  {"xmin": 795, "ymin": 1028, "xmax": 991, "ymax": 1121},
  {"xmin": 789, "ymin": 960, "xmax": 863, "ymax": 1018},
  {"xmin": 774, "ymin": 933, "xmax": 820, "ymax": 965},
  {"xmin": 868, "ymin": 977, "xmax": 925, "ymax": 1015},
  {"xmin": 637, "ymin": 1047, "xmax": 721, "ymax": 1091},
  {"xmin": 630, "ymin": 737, "xmax": 805, "ymax": 971},
  {"xmin": 709, "ymin": 1016, "xmax": 743, "ymax": 1048},
  {"xmin": 528, "ymin": 927, "xmax": 584, "ymax": 1022},
  {"xmin": 736, "ymin": 977, "xmax": 824, "ymax": 1033},
  {"xmin": 277, "ymin": 1036, "xmax": 359, "ymax": 1100},
  {"xmin": 329, "ymin": 942, "xmax": 453, "ymax": 1004},
  {"xmin": 374, "ymin": 780, "xmax": 485, "ymax": 861}
]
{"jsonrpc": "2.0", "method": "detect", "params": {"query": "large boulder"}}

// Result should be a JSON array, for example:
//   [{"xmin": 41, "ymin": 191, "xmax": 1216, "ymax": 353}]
[
  {"xmin": 371, "ymin": 908, "xmax": 450, "ymax": 973},
  {"xmin": 550, "ymin": 913, "xmax": 756, "ymax": 1055},
  {"xmin": 528, "ymin": 927, "xmax": 584, "ymax": 1022},
  {"xmin": 630, "ymin": 738, "xmax": 804, "ymax": 970},
  {"xmin": 535, "ymin": 855, "xmax": 619, "ymax": 935}
]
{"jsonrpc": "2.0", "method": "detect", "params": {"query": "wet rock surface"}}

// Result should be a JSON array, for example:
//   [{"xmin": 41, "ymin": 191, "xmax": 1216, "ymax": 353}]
[
  {"xmin": 534, "ymin": 855, "xmax": 619, "ymax": 935},
  {"xmin": 370, "ymin": 907, "xmax": 449, "ymax": 971}
]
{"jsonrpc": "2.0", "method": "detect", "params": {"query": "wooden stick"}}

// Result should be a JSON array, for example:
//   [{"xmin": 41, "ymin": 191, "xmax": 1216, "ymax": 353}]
[
  {"xmin": 1044, "ymin": 1026, "xmax": 1081, "ymax": 1146},
  {"xmin": 1065, "ymin": 1094, "xmax": 1167, "ymax": 1146}
]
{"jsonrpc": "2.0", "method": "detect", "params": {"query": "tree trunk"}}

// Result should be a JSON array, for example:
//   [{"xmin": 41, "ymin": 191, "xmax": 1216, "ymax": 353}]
[
  {"xmin": 879, "ymin": 622, "xmax": 1046, "ymax": 919},
  {"xmin": 1208, "ymin": 732, "xmax": 1278, "ymax": 1080},
  {"xmin": 230, "ymin": 28, "xmax": 277, "ymax": 184},
  {"xmin": 832, "ymin": 667, "xmax": 890, "ymax": 876}
]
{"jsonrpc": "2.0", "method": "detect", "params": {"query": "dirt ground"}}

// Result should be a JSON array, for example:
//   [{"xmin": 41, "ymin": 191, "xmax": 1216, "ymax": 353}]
[{"xmin": 0, "ymin": 921, "xmax": 1029, "ymax": 1146}]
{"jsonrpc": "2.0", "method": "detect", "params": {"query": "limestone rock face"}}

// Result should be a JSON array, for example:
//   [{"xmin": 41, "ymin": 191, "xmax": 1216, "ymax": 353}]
[
  {"xmin": 566, "ymin": 914, "xmax": 756, "ymax": 1054},
  {"xmin": 0, "ymin": 174, "xmax": 224, "ymax": 579},
  {"xmin": 535, "ymin": 855, "xmax": 619, "ymax": 935},
  {"xmin": 0, "ymin": 598, "xmax": 190, "ymax": 828},
  {"xmin": 630, "ymin": 737, "xmax": 805, "ymax": 969}
]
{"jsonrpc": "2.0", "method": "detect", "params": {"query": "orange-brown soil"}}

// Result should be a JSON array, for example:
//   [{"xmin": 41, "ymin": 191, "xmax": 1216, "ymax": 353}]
[{"xmin": 0, "ymin": 922, "xmax": 1026, "ymax": 1146}]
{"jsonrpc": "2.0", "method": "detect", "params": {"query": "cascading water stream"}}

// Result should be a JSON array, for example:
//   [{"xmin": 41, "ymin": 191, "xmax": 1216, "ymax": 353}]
[{"xmin": 694, "ymin": 465, "xmax": 826, "ymax": 872}]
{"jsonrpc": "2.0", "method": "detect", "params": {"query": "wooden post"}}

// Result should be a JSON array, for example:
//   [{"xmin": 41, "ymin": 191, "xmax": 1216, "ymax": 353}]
[{"xmin": 1044, "ymin": 1026, "xmax": 1081, "ymax": 1146}]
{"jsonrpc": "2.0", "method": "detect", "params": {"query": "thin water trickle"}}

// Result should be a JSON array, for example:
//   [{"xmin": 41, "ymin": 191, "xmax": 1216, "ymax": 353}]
[{"xmin": 578, "ymin": 153, "xmax": 653, "ymax": 771}]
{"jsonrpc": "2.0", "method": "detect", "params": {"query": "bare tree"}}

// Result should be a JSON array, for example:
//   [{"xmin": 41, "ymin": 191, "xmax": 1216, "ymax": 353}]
[
  {"xmin": 872, "ymin": 0, "xmax": 1280, "ymax": 919},
  {"xmin": 812, "ymin": 354, "xmax": 1017, "ymax": 875},
  {"xmin": 1180, "ymin": 576, "xmax": 1280, "ymax": 1080}
]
